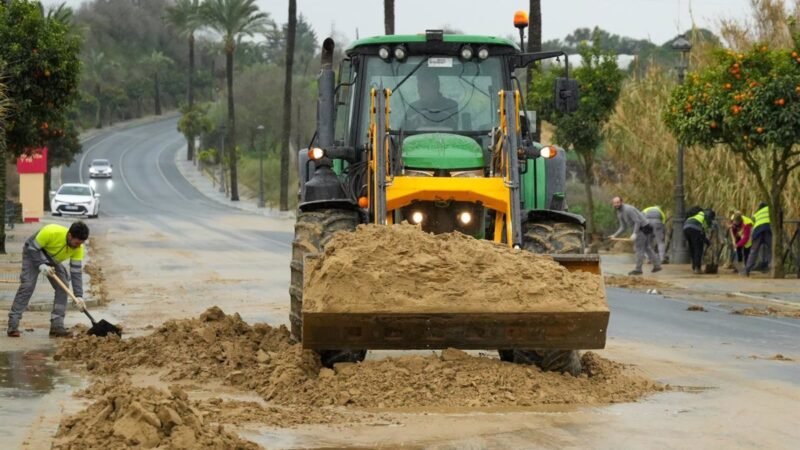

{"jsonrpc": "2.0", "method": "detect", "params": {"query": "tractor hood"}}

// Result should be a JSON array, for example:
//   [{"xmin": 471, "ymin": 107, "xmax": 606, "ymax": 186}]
[{"xmin": 402, "ymin": 133, "xmax": 484, "ymax": 170}]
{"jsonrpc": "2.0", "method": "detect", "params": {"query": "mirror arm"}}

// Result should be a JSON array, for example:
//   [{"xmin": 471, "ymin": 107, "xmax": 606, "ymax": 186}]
[{"xmin": 510, "ymin": 51, "xmax": 571, "ymax": 79}]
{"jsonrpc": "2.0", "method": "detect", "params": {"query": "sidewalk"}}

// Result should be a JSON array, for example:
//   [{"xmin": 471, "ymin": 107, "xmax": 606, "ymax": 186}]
[
  {"xmin": 172, "ymin": 145, "xmax": 295, "ymax": 220},
  {"xmin": 600, "ymin": 252, "xmax": 799, "ymax": 307}
]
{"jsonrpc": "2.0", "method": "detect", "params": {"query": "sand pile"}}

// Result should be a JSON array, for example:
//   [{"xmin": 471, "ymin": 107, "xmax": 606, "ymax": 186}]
[
  {"xmin": 304, "ymin": 224, "xmax": 606, "ymax": 313},
  {"xmin": 733, "ymin": 306, "xmax": 800, "ymax": 319},
  {"xmin": 57, "ymin": 308, "xmax": 661, "ymax": 412},
  {"xmin": 52, "ymin": 378, "xmax": 261, "ymax": 450}
]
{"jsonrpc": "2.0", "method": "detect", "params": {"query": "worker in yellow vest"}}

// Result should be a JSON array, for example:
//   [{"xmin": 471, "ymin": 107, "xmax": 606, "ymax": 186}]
[
  {"xmin": 643, "ymin": 206, "xmax": 667, "ymax": 265},
  {"xmin": 743, "ymin": 202, "xmax": 771, "ymax": 276},
  {"xmin": 731, "ymin": 212, "xmax": 753, "ymax": 271},
  {"xmin": 683, "ymin": 207, "xmax": 715, "ymax": 274},
  {"xmin": 7, "ymin": 222, "xmax": 89, "ymax": 337}
]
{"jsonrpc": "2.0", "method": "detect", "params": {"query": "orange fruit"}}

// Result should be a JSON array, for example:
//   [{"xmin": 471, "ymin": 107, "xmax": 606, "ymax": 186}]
[{"xmin": 756, "ymin": 127, "xmax": 764, "ymax": 134}]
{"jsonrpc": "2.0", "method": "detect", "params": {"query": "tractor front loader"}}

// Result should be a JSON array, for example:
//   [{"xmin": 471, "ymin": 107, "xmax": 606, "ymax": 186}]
[{"xmin": 291, "ymin": 26, "xmax": 608, "ymax": 374}]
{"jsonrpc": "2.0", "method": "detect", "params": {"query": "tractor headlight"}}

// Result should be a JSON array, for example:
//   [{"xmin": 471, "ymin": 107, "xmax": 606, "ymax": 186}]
[
  {"xmin": 378, "ymin": 46, "xmax": 391, "ymax": 60},
  {"xmin": 308, "ymin": 147, "xmax": 325, "ymax": 160},
  {"xmin": 411, "ymin": 211, "xmax": 424, "ymax": 224},
  {"xmin": 393, "ymin": 45, "xmax": 407, "ymax": 61},
  {"xmin": 539, "ymin": 146, "xmax": 558, "ymax": 159},
  {"xmin": 477, "ymin": 46, "xmax": 489, "ymax": 60},
  {"xmin": 460, "ymin": 45, "xmax": 474, "ymax": 60},
  {"xmin": 458, "ymin": 211, "xmax": 472, "ymax": 225}
]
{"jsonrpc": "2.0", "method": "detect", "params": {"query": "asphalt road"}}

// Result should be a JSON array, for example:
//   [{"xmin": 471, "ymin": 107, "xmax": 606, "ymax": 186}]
[{"xmin": 2, "ymin": 117, "xmax": 797, "ymax": 449}]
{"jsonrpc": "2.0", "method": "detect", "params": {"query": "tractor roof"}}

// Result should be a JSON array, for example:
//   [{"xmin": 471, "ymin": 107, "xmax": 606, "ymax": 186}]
[{"xmin": 347, "ymin": 34, "xmax": 519, "ymax": 51}]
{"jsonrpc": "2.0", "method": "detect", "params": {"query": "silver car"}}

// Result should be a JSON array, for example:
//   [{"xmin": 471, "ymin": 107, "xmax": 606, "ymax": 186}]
[{"xmin": 88, "ymin": 159, "xmax": 113, "ymax": 178}]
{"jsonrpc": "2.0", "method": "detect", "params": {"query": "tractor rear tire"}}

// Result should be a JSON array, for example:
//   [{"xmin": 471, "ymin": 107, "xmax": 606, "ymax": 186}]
[
  {"xmin": 499, "ymin": 219, "xmax": 585, "ymax": 376},
  {"xmin": 290, "ymin": 209, "xmax": 367, "ymax": 368}
]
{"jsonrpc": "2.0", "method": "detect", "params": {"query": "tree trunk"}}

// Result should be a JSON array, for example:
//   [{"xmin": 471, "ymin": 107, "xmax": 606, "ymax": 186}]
[
  {"xmin": 154, "ymin": 72, "xmax": 162, "ymax": 115},
  {"xmin": 384, "ymin": 0, "xmax": 395, "ymax": 35},
  {"xmin": 0, "ymin": 144, "xmax": 6, "ymax": 254},
  {"xmin": 226, "ymin": 45, "xmax": 239, "ymax": 201},
  {"xmin": 279, "ymin": 0, "xmax": 297, "ymax": 211},
  {"xmin": 528, "ymin": 0, "xmax": 542, "ymax": 142},
  {"xmin": 44, "ymin": 164, "xmax": 51, "ymax": 211},
  {"xmin": 579, "ymin": 151, "xmax": 597, "ymax": 236},
  {"xmin": 769, "ymin": 185, "xmax": 784, "ymax": 278},
  {"xmin": 187, "ymin": 33, "xmax": 195, "ymax": 161}
]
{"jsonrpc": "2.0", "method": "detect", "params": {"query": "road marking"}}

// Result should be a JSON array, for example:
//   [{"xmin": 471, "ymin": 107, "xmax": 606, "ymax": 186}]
[
  {"xmin": 156, "ymin": 140, "xmax": 191, "ymax": 202},
  {"xmin": 118, "ymin": 141, "xmax": 149, "ymax": 206}
]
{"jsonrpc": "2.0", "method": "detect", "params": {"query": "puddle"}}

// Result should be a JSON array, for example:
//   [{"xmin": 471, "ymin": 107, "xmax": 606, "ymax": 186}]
[{"xmin": 0, "ymin": 348, "xmax": 82, "ymax": 446}]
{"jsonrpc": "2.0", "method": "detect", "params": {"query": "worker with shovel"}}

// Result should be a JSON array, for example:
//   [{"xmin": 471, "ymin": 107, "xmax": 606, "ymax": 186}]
[
  {"xmin": 6, "ymin": 222, "xmax": 89, "ymax": 338},
  {"xmin": 609, "ymin": 197, "xmax": 661, "ymax": 275}
]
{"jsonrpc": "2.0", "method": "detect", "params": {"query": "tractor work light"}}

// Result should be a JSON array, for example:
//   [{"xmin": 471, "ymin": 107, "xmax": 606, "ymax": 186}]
[
  {"xmin": 393, "ymin": 45, "xmax": 407, "ymax": 61},
  {"xmin": 539, "ymin": 146, "xmax": 558, "ymax": 159},
  {"xmin": 308, "ymin": 147, "xmax": 325, "ymax": 160},
  {"xmin": 458, "ymin": 211, "xmax": 472, "ymax": 225},
  {"xmin": 460, "ymin": 45, "xmax": 474, "ymax": 60},
  {"xmin": 477, "ymin": 46, "xmax": 490, "ymax": 60},
  {"xmin": 378, "ymin": 46, "xmax": 391, "ymax": 60},
  {"xmin": 411, "ymin": 211, "xmax": 424, "ymax": 224}
]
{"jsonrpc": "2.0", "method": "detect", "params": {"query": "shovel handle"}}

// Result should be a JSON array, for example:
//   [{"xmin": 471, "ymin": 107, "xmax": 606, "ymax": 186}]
[{"xmin": 48, "ymin": 272, "xmax": 92, "ymax": 317}]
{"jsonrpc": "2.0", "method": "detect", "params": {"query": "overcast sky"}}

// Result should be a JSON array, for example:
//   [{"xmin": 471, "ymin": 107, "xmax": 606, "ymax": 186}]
[{"xmin": 47, "ymin": 0, "xmax": 757, "ymax": 47}]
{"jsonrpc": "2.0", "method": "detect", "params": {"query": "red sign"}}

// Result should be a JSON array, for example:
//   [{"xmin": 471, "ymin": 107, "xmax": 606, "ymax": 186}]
[{"xmin": 17, "ymin": 147, "xmax": 48, "ymax": 174}]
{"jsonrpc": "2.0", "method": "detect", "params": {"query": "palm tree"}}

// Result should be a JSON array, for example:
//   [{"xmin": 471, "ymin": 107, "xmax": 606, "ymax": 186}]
[
  {"xmin": 279, "ymin": 0, "xmax": 297, "ymax": 211},
  {"xmin": 166, "ymin": 0, "xmax": 202, "ymax": 160},
  {"xmin": 141, "ymin": 51, "xmax": 174, "ymax": 116},
  {"xmin": 384, "ymin": 0, "xmax": 394, "ymax": 35},
  {"xmin": 200, "ymin": 0, "xmax": 270, "ymax": 202},
  {"xmin": 84, "ymin": 50, "xmax": 112, "ymax": 128}
]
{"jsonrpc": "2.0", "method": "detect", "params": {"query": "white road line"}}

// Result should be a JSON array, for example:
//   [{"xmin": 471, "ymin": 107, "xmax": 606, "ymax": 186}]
[
  {"xmin": 156, "ymin": 140, "xmax": 191, "ymax": 202},
  {"xmin": 118, "ymin": 141, "xmax": 149, "ymax": 206}
]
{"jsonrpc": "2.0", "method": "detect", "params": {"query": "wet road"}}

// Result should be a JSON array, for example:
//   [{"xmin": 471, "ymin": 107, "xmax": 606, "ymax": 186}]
[{"xmin": 1, "ymin": 118, "xmax": 798, "ymax": 449}]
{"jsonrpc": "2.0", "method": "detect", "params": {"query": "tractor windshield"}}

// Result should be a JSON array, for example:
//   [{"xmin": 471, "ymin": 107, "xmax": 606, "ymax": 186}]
[{"xmin": 358, "ymin": 55, "xmax": 504, "ymax": 144}]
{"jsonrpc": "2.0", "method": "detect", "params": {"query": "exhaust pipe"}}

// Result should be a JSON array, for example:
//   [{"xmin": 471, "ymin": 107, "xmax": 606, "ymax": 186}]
[{"xmin": 318, "ymin": 38, "xmax": 336, "ymax": 150}]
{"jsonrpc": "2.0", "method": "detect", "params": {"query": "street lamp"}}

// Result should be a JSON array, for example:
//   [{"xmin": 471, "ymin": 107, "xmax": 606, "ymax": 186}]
[
  {"xmin": 256, "ymin": 124, "xmax": 265, "ymax": 208},
  {"xmin": 670, "ymin": 35, "xmax": 692, "ymax": 264}
]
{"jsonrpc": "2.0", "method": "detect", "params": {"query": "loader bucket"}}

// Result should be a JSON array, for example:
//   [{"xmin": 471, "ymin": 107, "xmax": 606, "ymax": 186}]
[{"xmin": 302, "ymin": 254, "xmax": 608, "ymax": 351}]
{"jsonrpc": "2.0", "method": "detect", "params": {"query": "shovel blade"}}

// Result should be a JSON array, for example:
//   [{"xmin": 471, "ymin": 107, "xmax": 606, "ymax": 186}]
[{"xmin": 88, "ymin": 319, "xmax": 122, "ymax": 337}]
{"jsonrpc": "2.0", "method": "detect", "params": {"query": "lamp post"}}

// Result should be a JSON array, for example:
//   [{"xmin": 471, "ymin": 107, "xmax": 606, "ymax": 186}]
[
  {"xmin": 256, "ymin": 124, "xmax": 265, "ymax": 208},
  {"xmin": 670, "ymin": 35, "xmax": 692, "ymax": 264}
]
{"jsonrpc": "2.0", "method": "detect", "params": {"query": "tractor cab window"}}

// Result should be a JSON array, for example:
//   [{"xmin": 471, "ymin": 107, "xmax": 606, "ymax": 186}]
[
  {"xmin": 334, "ymin": 58, "xmax": 357, "ymax": 146},
  {"xmin": 358, "ymin": 55, "xmax": 504, "ymax": 145}
]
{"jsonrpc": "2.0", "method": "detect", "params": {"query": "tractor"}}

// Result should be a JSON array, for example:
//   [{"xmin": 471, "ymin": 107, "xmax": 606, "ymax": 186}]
[{"xmin": 291, "ymin": 24, "xmax": 608, "ymax": 375}]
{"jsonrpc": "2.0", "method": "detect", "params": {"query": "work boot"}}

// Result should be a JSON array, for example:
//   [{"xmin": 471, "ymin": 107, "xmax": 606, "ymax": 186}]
[
  {"xmin": 49, "ymin": 327, "xmax": 71, "ymax": 338},
  {"xmin": 7, "ymin": 328, "xmax": 20, "ymax": 338},
  {"xmin": 652, "ymin": 266, "xmax": 662, "ymax": 273},
  {"xmin": 628, "ymin": 270, "xmax": 643, "ymax": 276}
]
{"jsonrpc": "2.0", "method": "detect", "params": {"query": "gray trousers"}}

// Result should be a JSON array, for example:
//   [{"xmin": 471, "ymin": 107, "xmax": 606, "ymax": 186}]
[
  {"xmin": 635, "ymin": 230, "xmax": 659, "ymax": 271},
  {"xmin": 744, "ymin": 230, "xmax": 772, "ymax": 274},
  {"xmin": 8, "ymin": 253, "xmax": 69, "ymax": 330},
  {"xmin": 647, "ymin": 220, "xmax": 666, "ymax": 263}
]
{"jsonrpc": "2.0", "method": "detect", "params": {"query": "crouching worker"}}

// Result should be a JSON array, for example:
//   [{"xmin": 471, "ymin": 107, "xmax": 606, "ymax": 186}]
[{"xmin": 6, "ymin": 222, "xmax": 89, "ymax": 338}]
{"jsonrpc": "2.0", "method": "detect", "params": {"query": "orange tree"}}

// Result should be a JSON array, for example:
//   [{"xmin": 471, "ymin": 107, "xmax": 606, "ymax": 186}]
[{"xmin": 663, "ymin": 36, "xmax": 800, "ymax": 277}]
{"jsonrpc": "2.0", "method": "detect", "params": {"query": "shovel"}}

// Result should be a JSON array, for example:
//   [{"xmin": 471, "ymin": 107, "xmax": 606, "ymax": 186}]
[{"xmin": 49, "ymin": 273, "xmax": 121, "ymax": 337}]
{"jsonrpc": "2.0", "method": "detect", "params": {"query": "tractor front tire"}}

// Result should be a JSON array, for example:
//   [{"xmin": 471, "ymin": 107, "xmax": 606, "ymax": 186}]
[
  {"xmin": 500, "ymin": 219, "xmax": 585, "ymax": 376},
  {"xmin": 290, "ymin": 209, "xmax": 366, "ymax": 368}
]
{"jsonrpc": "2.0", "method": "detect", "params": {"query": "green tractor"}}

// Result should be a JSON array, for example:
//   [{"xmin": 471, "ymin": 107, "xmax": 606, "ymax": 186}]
[{"xmin": 291, "ymin": 28, "xmax": 608, "ymax": 374}]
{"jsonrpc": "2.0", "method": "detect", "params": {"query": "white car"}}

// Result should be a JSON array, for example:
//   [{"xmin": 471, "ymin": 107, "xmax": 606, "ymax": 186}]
[
  {"xmin": 88, "ymin": 159, "xmax": 113, "ymax": 178},
  {"xmin": 51, "ymin": 183, "xmax": 100, "ymax": 218}
]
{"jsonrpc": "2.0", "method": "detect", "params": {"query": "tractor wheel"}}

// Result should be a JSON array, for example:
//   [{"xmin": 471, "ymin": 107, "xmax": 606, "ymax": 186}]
[
  {"xmin": 499, "ymin": 219, "xmax": 585, "ymax": 376},
  {"xmin": 290, "ymin": 209, "xmax": 366, "ymax": 368}
]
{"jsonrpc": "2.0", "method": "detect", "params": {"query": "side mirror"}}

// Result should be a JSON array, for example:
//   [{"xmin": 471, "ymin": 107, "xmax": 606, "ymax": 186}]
[
  {"xmin": 49, "ymin": 191, "xmax": 56, "ymax": 197},
  {"xmin": 94, "ymin": 193, "xmax": 101, "ymax": 198},
  {"xmin": 554, "ymin": 77, "xmax": 579, "ymax": 113},
  {"xmin": 518, "ymin": 112, "xmax": 531, "ymax": 137}
]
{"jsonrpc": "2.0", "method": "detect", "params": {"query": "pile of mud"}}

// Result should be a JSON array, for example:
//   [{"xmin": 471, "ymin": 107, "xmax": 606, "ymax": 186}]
[
  {"xmin": 53, "ymin": 378, "xmax": 261, "ymax": 449},
  {"xmin": 304, "ymin": 224, "xmax": 606, "ymax": 313},
  {"xmin": 604, "ymin": 275, "xmax": 671, "ymax": 290},
  {"xmin": 57, "ymin": 308, "xmax": 662, "ymax": 411},
  {"xmin": 733, "ymin": 306, "xmax": 800, "ymax": 319}
]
